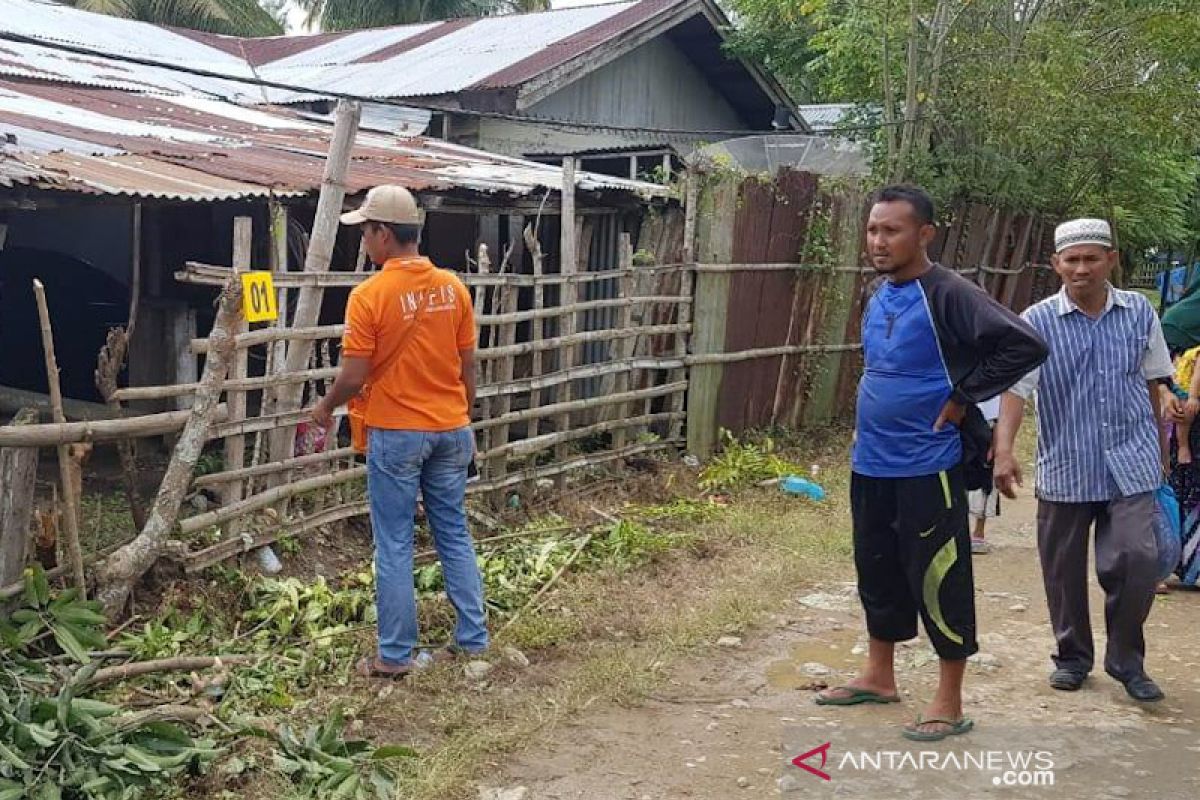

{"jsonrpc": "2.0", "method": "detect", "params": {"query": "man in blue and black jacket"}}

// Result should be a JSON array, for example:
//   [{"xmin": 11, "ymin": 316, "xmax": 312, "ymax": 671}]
[{"xmin": 815, "ymin": 185, "xmax": 1048, "ymax": 742}]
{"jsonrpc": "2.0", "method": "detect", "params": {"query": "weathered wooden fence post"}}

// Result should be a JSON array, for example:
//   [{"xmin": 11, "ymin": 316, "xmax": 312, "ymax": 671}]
[
  {"xmin": 803, "ymin": 185, "xmax": 866, "ymax": 425},
  {"xmin": 0, "ymin": 408, "xmax": 38, "ymax": 587},
  {"xmin": 686, "ymin": 171, "xmax": 738, "ymax": 458}
]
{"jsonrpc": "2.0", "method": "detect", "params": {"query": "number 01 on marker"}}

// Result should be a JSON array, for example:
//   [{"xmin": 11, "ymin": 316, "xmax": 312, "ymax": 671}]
[{"xmin": 241, "ymin": 272, "xmax": 278, "ymax": 323}]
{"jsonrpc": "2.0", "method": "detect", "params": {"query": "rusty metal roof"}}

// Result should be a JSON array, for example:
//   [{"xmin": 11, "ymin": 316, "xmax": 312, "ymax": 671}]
[
  {"xmin": 0, "ymin": 0, "xmax": 699, "ymax": 101},
  {"xmin": 0, "ymin": 78, "xmax": 668, "ymax": 201}
]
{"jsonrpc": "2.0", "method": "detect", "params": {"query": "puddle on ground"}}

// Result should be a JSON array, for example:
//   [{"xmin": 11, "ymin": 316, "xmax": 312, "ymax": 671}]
[{"xmin": 765, "ymin": 628, "xmax": 861, "ymax": 689}]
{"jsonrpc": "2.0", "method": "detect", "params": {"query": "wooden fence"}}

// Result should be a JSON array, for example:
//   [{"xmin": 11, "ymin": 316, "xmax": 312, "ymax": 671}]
[{"xmin": 0, "ymin": 155, "xmax": 1063, "ymax": 593}]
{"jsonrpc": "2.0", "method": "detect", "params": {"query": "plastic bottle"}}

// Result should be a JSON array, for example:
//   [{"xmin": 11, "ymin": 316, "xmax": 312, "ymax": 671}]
[{"xmin": 781, "ymin": 476, "xmax": 826, "ymax": 501}]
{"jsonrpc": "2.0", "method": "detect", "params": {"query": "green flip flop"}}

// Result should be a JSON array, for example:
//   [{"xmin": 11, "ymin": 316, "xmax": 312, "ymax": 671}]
[
  {"xmin": 814, "ymin": 686, "xmax": 901, "ymax": 706},
  {"xmin": 902, "ymin": 715, "xmax": 974, "ymax": 742}
]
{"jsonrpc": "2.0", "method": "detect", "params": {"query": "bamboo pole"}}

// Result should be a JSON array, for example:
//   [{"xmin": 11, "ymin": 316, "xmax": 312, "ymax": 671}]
[
  {"xmin": 257, "ymin": 199, "xmax": 290, "ymax": 482},
  {"xmin": 524, "ymin": 224, "xmax": 546, "ymax": 436},
  {"xmin": 208, "ymin": 408, "xmax": 309, "ymax": 442},
  {"xmin": 465, "ymin": 441, "xmax": 678, "ymax": 496},
  {"xmin": 686, "ymin": 343, "xmax": 861, "ymax": 365},
  {"xmin": 473, "ymin": 382, "xmax": 686, "ymax": 432},
  {"xmin": 272, "ymin": 100, "xmax": 360, "ymax": 472},
  {"xmin": 184, "ymin": 500, "xmax": 368, "ymax": 574},
  {"xmin": 32, "ymin": 279, "xmax": 86, "ymax": 596},
  {"xmin": 95, "ymin": 279, "xmax": 243, "ymax": 616},
  {"xmin": 475, "ymin": 243, "xmax": 494, "ymax": 460},
  {"xmin": 489, "ymin": 226, "xmax": 521, "ymax": 487},
  {"xmin": 178, "ymin": 262, "xmax": 686, "ymax": 289},
  {"xmin": 480, "ymin": 411, "xmax": 683, "ymax": 461},
  {"xmin": 477, "ymin": 356, "xmax": 684, "ymax": 399},
  {"xmin": 477, "ymin": 324, "xmax": 688, "ymax": 361},
  {"xmin": 671, "ymin": 178, "xmax": 698, "ymax": 443},
  {"xmin": 224, "ymin": 217, "xmax": 253, "ymax": 532},
  {"xmin": 0, "ymin": 406, "xmax": 228, "ymax": 449},
  {"xmin": 178, "ymin": 466, "xmax": 366, "ymax": 535},
  {"xmin": 475, "ymin": 295, "xmax": 689, "ymax": 327},
  {"xmin": 192, "ymin": 446, "xmax": 357, "ymax": 489},
  {"xmin": 112, "ymin": 367, "xmax": 339, "ymax": 402},
  {"xmin": 190, "ymin": 324, "xmax": 344, "ymax": 354},
  {"xmin": 611, "ymin": 235, "xmax": 636, "ymax": 450},
  {"xmin": 556, "ymin": 158, "xmax": 578, "ymax": 471}
]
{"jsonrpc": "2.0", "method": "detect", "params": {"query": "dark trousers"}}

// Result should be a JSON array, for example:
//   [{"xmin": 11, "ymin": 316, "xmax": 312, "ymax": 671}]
[
  {"xmin": 1036, "ymin": 493, "xmax": 1158, "ymax": 681},
  {"xmin": 851, "ymin": 468, "xmax": 978, "ymax": 661}
]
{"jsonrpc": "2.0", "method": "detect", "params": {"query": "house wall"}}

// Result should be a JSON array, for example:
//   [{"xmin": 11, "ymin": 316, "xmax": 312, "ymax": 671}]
[
  {"xmin": 459, "ymin": 36, "xmax": 748, "ymax": 158},
  {"xmin": 527, "ymin": 36, "xmax": 745, "ymax": 132}
]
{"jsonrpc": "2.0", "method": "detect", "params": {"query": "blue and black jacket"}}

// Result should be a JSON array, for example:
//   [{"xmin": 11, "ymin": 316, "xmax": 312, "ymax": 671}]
[{"xmin": 852, "ymin": 264, "xmax": 1048, "ymax": 479}]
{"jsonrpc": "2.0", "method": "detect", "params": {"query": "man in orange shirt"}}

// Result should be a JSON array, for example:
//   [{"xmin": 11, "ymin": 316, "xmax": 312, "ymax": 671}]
[{"xmin": 311, "ymin": 185, "xmax": 487, "ymax": 677}]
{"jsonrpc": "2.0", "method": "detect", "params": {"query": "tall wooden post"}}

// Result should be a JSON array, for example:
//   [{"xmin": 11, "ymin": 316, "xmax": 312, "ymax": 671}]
[
  {"xmin": 555, "ymin": 158, "xmax": 578, "ymax": 470},
  {"xmin": 803, "ymin": 185, "xmax": 866, "ymax": 425},
  {"xmin": 671, "ymin": 175, "xmax": 698, "ymax": 443},
  {"xmin": 224, "ymin": 217, "xmax": 252, "ymax": 524},
  {"xmin": 0, "ymin": 408, "xmax": 38, "ymax": 588},
  {"xmin": 273, "ymin": 100, "xmax": 361, "ymax": 462},
  {"xmin": 686, "ymin": 173, "xmax": 738, "ymax": 458},
  {"xmin": 32, "ymin": 280, "xmax": 86, "ymax": 595}
]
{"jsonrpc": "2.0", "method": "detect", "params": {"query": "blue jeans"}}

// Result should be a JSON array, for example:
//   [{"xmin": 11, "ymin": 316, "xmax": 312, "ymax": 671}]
[{"xmin": 367, "ymin": 426, "xmax": 487, "ymax": 665}]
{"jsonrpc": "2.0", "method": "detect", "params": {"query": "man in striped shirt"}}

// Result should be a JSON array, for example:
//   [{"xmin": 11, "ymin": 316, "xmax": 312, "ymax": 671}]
[{"xmin": 993, "ymin": 218, "xmax": 1180, "ymax": 703}]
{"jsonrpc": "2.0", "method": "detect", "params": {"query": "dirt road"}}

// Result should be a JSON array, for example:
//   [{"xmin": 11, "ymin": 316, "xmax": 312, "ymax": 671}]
[{"xmin": 499, "ymin": 492, "xmax": 1200, "ymax": 799}]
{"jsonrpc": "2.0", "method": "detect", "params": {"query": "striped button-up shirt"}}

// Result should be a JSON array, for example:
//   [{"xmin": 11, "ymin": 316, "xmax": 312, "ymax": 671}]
[{"xmin": 1011, "ymin": 286, "xmax": 1171, "ymax": 503}]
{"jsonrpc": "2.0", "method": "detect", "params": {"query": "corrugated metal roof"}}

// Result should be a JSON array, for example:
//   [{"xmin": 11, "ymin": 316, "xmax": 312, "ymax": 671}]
[
  {"xmin": 0, "ymin": 0, "xmax": 674, "ymax": 102},
  {"xmin": 0, "ymin": 0, "xmax": 258, "ymax": 98},
  {"xmin": 0, "ymin": 79, "xmax": 668, "ymax": 201},
  {"xmin": 257, "ymin": 3, "xmax": 635, "ymax": 101},
  {"xmin": 19, "ymin": 151, "xmax": 298, "ymax": 199},
  {"xmin": 0, "ymin": 150, "xmax": 51, "ymax": 187},
  {"xmin": 798, "ymin": 104, "xmax": 855, "ymax": 129}
]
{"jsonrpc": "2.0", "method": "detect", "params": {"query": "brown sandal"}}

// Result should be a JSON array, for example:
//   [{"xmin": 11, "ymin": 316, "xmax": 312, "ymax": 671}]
[{"xmin": 356, "ymin": 656, "xmax": 413, "ymax": 679}]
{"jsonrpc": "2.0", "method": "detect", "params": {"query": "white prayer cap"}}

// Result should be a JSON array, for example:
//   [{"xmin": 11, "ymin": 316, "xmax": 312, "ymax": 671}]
[{"xmin": 1054, "ymin": 218, "xmax": 1112, "ymax": 253}]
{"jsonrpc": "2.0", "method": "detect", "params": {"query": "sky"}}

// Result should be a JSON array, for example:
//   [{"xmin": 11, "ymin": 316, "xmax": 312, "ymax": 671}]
[{"xmin": 283, "ymin": 0, "xmax": 614, "ymax": 33}]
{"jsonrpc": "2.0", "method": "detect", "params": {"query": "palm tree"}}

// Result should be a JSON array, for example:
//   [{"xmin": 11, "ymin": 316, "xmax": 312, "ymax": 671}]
[
  {"xmin": 296, "ymin": 0, "xmax": 551, "ymax": 32},
  {"xmin": 68, "ymin": 0, "xmax": 283, "ymax": 36}
]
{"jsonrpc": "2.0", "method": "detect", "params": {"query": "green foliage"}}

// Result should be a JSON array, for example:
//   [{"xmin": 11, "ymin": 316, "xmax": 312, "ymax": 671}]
[
  {"xmin": 242, "ymin": 706, "xmax": 416, "ymax": 800},
  {"xmin": 699, "ymin": 431, "xmax": 806, "ymax": 492},
  {"xmin": 0, "ymin": 567, "xmax": 219, "ymax": 800},
  {"xmin": 66, "ymin": 0, "xmax": 282, "ymax": 35},
  {"xmin": 416, "ymin": 522, "xmax": 677, "ymax": 612},
  {"xmin": 296, "ymin": 0, "xmax": 548, "ymax": 32},
  {"xmin": 728, "ymin": 0, "xmax": 1200, "ymax": 252}
]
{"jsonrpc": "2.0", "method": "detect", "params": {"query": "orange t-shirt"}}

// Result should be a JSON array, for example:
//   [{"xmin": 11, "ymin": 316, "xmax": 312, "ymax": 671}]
[{"xmin": 341, "ymin": 257, "xmax": 476, "ymax": 431}]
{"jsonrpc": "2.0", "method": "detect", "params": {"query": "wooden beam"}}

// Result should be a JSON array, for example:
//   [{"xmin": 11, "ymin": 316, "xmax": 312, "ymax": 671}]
[
  {"xmin": 0, "ymin": 406, "xmax": 228, "ymax": 448},
  {"xmin": 0, "ymin": 409, "xmax": 38, "ymax": 588},
  {"xmin": 686, "ymin": 173, "xmax": 738, "ymax": 457}
]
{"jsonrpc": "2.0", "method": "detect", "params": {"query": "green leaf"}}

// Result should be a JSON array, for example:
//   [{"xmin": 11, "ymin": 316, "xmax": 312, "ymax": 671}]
[
  {"xmin": 51, "ymin": 623, "xmax": 90, "ymax": 665},
  {"xmin": 49, "ymin": 605, "xmax": 107, "ymax": 628},
  {"xmin": 0, "ymin": 739, "xmax": 32, "ymax": 770},
  {"xmin": 49, "ymin": 588, "xmax": 80, "ymax": 609},
  {"xmin": 69, "ymin": 699, "xmax": 121, "ymax": 719},
  {"xmin": 10, "ymin": 609, "xmax": 39, "ymax": 624}
]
